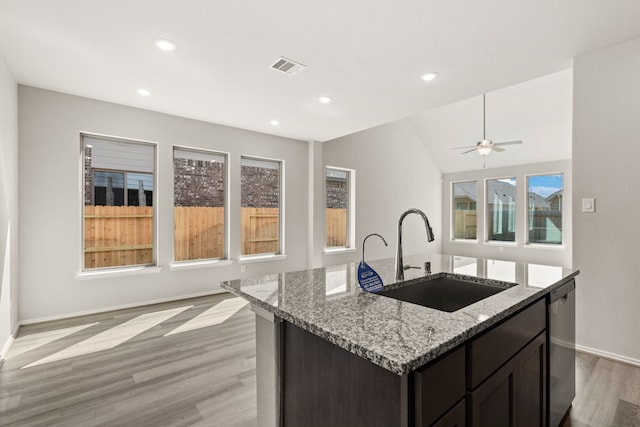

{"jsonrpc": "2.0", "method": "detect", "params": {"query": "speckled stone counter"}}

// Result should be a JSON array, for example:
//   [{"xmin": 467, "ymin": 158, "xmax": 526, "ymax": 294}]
[{"xmin": 222, "ymin": 254, "xmax": 578, "ymax": 375}]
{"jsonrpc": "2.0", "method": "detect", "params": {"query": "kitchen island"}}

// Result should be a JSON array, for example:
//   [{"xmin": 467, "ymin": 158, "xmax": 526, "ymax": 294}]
[{"xmin": 222, "ymin": 254, "xmax": 578, "ymax": 427}]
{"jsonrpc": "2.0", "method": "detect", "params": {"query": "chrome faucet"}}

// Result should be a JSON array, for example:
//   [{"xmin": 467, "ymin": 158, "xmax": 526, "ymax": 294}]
[{"xmin": 395, "ymin": 208, "xmax": 435, "ymax": 281}]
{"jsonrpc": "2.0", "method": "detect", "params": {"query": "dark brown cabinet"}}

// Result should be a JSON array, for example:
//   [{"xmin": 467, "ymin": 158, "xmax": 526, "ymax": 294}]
[
  {"xmin": 432, "ymin": 400, "xmax": 466, "ymax": 427},
  {"xmin": 467, "ymin": 301, "xmax": 547, "ymax": 427},
  {"xmin": 281, "ymin": 297, "xmax": 549, "ymax": 427},
  {"xmin": 414, "ymin": 346, "xmax": 465, "ymax": 426},
  {"xmin": 468, "ymin": 311, "xmax": 547, "ymax": 427},
  {"xmin": 515, "ymin": 332, "xmax": 547, "ymax": 427}
]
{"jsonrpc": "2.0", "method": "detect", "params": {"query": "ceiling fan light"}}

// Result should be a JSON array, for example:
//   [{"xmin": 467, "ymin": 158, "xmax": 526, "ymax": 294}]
[{"xmin": 478, "ymin": 146, "xmax": 492, "ymax": 156}]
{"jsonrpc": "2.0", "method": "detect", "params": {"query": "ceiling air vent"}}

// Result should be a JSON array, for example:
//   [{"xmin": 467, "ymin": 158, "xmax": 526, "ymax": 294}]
[{"xmin": 271, "ymin": 57, "xmax": 306, "ymax": 75}]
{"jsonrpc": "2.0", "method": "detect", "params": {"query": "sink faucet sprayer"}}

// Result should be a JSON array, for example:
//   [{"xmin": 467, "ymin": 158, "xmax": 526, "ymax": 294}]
[{"xmin": 395, "ymin": 208, "xmax": 435, "ymax": 281}]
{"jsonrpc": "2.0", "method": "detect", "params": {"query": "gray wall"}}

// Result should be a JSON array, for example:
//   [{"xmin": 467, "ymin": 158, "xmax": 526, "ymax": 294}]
[
  {"xmin": 0, "ymin": 50, "xmax": 18, "ymax": 358},
  {"xmin": 322, "ymin": 120, "xmax": 443, "ymax": 266},
  {"xmin": 573, "ymin": 36, "xmax": 640, "ymax": 364},
  {"xmin": 18, "ymin": 86, "xmax": 308, "ymax": 322}
]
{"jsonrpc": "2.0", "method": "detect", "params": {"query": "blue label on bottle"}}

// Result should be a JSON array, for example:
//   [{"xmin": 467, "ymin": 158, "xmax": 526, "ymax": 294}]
[{"xmin": 357, "ymin": 261, "xmax": 384, "ymax": 293}]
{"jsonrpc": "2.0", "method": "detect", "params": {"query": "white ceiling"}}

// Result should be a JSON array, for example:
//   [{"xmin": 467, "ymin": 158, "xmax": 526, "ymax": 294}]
[
  {"xmin": 0, "ymin": 1, "xmax": 639, "ymax": 143},
  {"xmin": 408, "ymin": 69, "xmax": 573, "ymax": 173}
]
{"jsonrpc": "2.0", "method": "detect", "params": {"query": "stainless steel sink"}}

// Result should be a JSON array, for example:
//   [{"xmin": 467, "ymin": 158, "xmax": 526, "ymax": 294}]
[{"xmin": 378, "ymin": 276, "xmax": 514, "ymax": 312}]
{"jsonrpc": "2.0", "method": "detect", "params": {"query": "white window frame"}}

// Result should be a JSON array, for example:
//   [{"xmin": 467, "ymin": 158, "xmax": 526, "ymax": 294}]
[
  {"xmin": 239, "ymin": 155, "xmax": 285, "ymax": 260},
  {"xmin": 171, "ymin": 146, "xmax": 230, "ymax": 264},
  {"xmin": 79, "ymin": 132, "xmax": 158, "ymax": 273},
  {"xmin": 324, "ymin": 166, "xmax": 356, "ymax": 252},
  {"xmin": 525, "ymin": 172, "xmax": 564, "ymax": 246},
  {"xmin": 485, "ymin": 176, "xmax": 517, "ymax": 243},
  {"xmin": 450, "ymin": 180, "xmax": 478, "ymax": 241}
]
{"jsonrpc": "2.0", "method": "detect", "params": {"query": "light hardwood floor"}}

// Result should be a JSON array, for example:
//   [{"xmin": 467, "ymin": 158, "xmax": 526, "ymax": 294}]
[
  {"xmin": 562, "ymin": 352, "xmax": 640, "ymax": 427},
  {"xmin": 1, "ymin": 294, "xmax": 639, "ymax": 426},
  {"xmin": 0, "ymin": 293, "xmax": 257, "ymax": 427}
]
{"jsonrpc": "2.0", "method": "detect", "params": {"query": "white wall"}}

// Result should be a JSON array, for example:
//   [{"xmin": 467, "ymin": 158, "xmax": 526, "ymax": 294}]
[
  {"xmin": 18, "ymin": 86, "xmax": 308, "ymax": 322},
  {"xmin": 321, "ymin": 120, "xmax": 442, "ymax": 267},
  {"xmin": 442, "ymin": 160, "xmax": 572, "ymax": 267},
  {"xmin": 0, "ymin": 50, "xmax": 18, "ymax": 359},
  {"xmin": 573, "ymin": 36, "xmax": 640, "ymax": 364}
]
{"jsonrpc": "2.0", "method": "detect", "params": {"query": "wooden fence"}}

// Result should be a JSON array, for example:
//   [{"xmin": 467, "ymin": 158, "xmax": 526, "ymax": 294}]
[
  {"xmin": 84, "ymin": 206, "xmax": 153, "ymax": 269},
  {"xmin": 529, "ymin": 211, "xmax": 562, "ymax": 243},
  {"xmin": 240, "ymin": 208, "xmax": 279, "ymax": 255},
  {"xmin": 85, "ymin": 206, "xmax": 349, "ymax": 268},
  {"xmin": 174, "ymin": 206, "xmax": 224, "ymax": 261},
  {"xmin": 326, "ymin": 208, "xmax": 347, "ymax": 247},
  {"xmin": 454, "ymin": 210, "xmax": 477, "ymax": 239}
]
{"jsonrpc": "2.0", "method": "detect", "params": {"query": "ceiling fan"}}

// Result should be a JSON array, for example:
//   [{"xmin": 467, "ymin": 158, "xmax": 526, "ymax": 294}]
[{"xmin": 452, "ymin": 94, "xmax": 523, "ymax": 156}]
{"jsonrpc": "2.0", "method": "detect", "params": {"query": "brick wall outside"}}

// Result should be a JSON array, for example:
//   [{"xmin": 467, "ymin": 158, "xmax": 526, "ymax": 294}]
[
  {"xmin": 326, "ymin": 178, "xmax": 348, "ymax": 209},
  {"xmin": 241, "ymin": 165, "xmax": 279, "ymax": 208},
  {"xmin": 84, "ymin": 146, "xmax": 93, "ymax": 205},
  {"xmin": 173, "ymin": 158, "xmax": 225, "ymax": 207},
  {"xmin": 85, "ymin": 154, "xmax": 283, "ymax": 208}
]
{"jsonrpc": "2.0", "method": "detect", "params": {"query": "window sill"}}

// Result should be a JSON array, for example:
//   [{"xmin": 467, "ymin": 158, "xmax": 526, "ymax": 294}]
[
  {"xmin": 483, "ymin": 240, "xmax": 518, "ymax": 246},
  {"xmin": 324, "ymin": 247, "xmax": 357, "ymax": 255},
  {"xmin": 238, "ymin": 254, "xmax": 287, "ymax": 264},
  {"xmin": 169, "ymin": 259, "xmax": 233, "ymax": 271},
  {"xmin": 76, "ymin": 266, "xmax": 162, "ymax": 281},
  {"xmin": 524, "ymin": 243, "xmax": 566, "ymax": 250},
  {"xmin": 449, "ymin": 239, "xmax": 479, "ymax": 244}
]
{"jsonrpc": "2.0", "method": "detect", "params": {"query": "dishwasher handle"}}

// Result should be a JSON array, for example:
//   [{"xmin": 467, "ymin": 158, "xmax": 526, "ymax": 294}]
[{"xmin": 550, "ymin": 279, "xmax": 575, "ymax": 304}]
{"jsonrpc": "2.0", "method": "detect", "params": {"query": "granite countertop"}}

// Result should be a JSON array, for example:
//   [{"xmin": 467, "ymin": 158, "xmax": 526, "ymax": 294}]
[{"xmin": 221, "ymin": 254, "xmax": 579, "ymax": 375}]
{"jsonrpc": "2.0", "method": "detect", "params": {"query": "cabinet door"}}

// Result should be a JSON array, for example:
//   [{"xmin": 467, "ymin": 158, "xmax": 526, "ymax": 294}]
[
  {"xmin": 432, "ymin": 400, "xmax": 465, "ymax": 427},
  {"xmin": 515, "ymin": 332, "xmax": 547, "ymax": 427},
  {"xmin": 469, "ymin": 331, "xmax": 547, "ymax": 427},
  {"xmin": 469, "ymin": 358, "xmax": 516, "ymax": 427}
]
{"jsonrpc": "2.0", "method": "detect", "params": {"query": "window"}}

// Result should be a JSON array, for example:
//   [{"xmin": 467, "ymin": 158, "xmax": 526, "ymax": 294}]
[
  {"xmin": 325, "ymin": 167, "xmax": 355, "ymax": 248},
  {"xmin": 452, "ymin": 181, "xmax": 477, "ymax": 240},
  {"xmin": 487, "ymin": 177, "xmax": 517, "ymax": 242},
  {"xmin": 173, "ymin": 147, "xmax": 227, "ymax": 262},
  {"xmin": 240, "ymin": 157, "xmax": 282, "ymax": 256},
  {"xmin": 527, "ymin": 173, "xmax": 563, "ymax": 244},
  {"xmin": 82, "ymin": 135, "xmax": 156, "ymax": 270}
]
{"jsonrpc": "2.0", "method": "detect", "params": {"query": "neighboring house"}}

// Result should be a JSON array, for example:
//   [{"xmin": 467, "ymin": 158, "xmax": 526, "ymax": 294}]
[
  {"xmin": 546, "ymin": 190, "xmax": 563, "ymax": 211},
  {"xmin": 453, "ymin": 179, "xmax": 555, "ymax": 241},
  {"xmin": 452, "ymin": 181, "xmax": 477, "ymax": 211}
]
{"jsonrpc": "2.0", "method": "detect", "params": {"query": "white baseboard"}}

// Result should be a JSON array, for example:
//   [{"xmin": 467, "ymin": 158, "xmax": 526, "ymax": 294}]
[
  {"xmin": 19, "ymin": 288, "xmax": 229, "ymax": 326},
  {"xmin": 576, "ymin": 344, "xmax": 640, "ymax": 367},
  {"xmin": 0, "ymin": 323, "xmax": 20, "ymax": 363}
]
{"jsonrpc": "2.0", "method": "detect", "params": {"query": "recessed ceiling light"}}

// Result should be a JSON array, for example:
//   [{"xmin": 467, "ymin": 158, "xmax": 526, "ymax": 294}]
[
  {"xmin": 154, "ymin": 38, "xmax": 176, "ymax": 51},
  {"xmin": 270, "ymin": 120, "xmax": 280, "ymax": 126},
  {"xmin": 318, "ymin": 96, "xmax": 332, "ymax": 104},
  {"xmin": 137, "ymin": 89, "xmax": 150, "ymax": 97},
  {"xmin": 419, "ymin": 72, "xmax": 439, "ymax": 82}
]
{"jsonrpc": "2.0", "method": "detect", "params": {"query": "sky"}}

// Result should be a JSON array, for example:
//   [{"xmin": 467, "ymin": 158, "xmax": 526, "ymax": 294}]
[{"xmin": 528, "ymin": 174, "xmax": 563, "ymax": 197}]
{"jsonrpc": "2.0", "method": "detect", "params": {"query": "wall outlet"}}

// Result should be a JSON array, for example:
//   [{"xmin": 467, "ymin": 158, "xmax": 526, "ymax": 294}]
[{"xmin": 240, "ymin": 265, "xmax": 246, "ymax": 273}]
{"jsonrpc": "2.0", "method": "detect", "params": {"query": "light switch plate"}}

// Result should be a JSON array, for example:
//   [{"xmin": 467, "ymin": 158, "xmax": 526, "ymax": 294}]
[{"xmin": 582, "ymin": 198, "xmax": 595, "ymax": 213}]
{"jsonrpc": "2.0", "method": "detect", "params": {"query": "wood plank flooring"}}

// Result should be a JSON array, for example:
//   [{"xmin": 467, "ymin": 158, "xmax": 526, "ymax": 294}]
[
  {"xmin": 1, "ymin": 293, "xmax": 640, "ymax": 426},
  {"xmin": 562, "ymin": 352, "xmax": 640, "ymax": 427},
  {"xmin": 0, "ymin": 293, "xmax": 256, "ymax": 427}
]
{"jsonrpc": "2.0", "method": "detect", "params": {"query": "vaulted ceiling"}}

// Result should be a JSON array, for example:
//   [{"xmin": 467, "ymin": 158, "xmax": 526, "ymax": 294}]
[{"xmin": 1, "ymin": 0, "xmax": 639, "ymax": 143}]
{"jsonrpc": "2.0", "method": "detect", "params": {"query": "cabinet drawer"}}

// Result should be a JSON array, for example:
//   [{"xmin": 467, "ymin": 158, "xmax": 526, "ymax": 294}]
[
  {"xmin": 468, "ymin": 299, "xmax": 546, "ymax": 389},
  {"xmin": 414, "ymin": 346, "xmax": 465, "ymax": 427}
]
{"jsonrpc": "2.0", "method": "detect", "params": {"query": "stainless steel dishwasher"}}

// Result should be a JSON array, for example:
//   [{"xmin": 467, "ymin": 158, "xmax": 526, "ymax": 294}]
[{"xmin": 548, "ymin": 279, "xmax": 576, "ymax": 427}]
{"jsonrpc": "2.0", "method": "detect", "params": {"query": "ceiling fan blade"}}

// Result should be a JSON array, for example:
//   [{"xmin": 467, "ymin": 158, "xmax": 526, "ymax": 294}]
[
  {"xmin": 461, "ymin": 148, "xmax": 478, "ymax": 154},
  {"xmin": 494, "ymin": 140, "xmax": 523, "ymax": 146},
  {"xmin": 451, "ymin": 145, "xmax": 477, "ymax": 150},
  {"xmin": 492, "ymin": 146, "xmax": 506, "ymax": 152}
]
